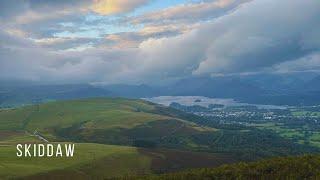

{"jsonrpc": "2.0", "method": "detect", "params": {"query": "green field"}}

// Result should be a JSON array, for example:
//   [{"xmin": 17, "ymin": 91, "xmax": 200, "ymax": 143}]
[
  {"xmin": 0, "ymin": 98, "xmax": 161, "ymax": 131},
  {"xmin": 254, "ymin": 122, "xmax": 320, "ymax": 148},
  {"xmin": 291, "ymin": 111, "xmax": 320, "ymax": 117}
]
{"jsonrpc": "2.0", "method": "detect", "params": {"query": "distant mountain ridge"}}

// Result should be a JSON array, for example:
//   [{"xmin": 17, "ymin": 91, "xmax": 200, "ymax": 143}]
[
  {"xmin": 0, "ymin": 84, "xmax": 112, "ymax": 107},
  {"xmin": 1, "ymin": 73, "xmax": 320, "ymax": 107}
]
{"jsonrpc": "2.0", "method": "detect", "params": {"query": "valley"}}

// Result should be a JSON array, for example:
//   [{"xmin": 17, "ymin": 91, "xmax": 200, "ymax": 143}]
[
  {"xmin": 152, "ymin": 96, "xmax": 320, "ymax": 149},
  {"xmin": 0, "ymin": 98, "xmax": 235, "ymax": 179},
  {"xmin": 0, "ymin": 97, "xmax": 319, "ymax": 179}
]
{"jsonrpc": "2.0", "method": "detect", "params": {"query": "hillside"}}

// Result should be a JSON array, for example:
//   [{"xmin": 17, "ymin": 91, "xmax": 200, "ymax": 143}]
[
  {"xmin": 0, "ymin": 97, "xmax": 235, "ymax": 179},
  {"xmin": 0, "ymin": 98, "xmax": 317, "ymax": 160},
  {"xmin": 0, "ymin": 98, "xmax": 319, "ymax": 179},
  {"xmin": 0, "ymin": 98, "xmax": 218, "ymax": 150},
  {"xmin": 0, "ymin": 143, "xmax": 237, "ymax": 179},
  {"xmin": 128, "ymin": 155, "xmax": 320, "ymax": 180}
]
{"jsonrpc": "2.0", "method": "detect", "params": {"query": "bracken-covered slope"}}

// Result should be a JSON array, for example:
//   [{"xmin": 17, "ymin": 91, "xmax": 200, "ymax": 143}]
[
  {"xmin": 127, "ymin": 155, "xmax": 320, "ymax": 180},
  {"xmin": 0, "ymin": 143, "xmax": 236, "ymax": 179}
]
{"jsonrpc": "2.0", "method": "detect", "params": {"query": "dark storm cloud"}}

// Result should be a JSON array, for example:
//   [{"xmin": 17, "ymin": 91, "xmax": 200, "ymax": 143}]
[{"xmin": 192, "ymin": 0, "xmax": 320, "ymax": 75}]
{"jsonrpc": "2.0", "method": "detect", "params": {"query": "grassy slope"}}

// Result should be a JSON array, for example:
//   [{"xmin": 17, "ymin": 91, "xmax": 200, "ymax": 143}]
[
  {"xmin": 130, "ymin": 155, "xmax": 320, "ymax": 180},
  {"xmin": 0, "ymin": 98, "xmax": 232, "ymax": 179},
  {"xmin": 0, "ymin": 143, "xmax": 237, "ymax": 179},
  {"xmin": 0, "ymin": 98, "xmax": 218, "ymax": 152},
  {"xmin": 0, "ymin": 98, "xmax": 160, "ymax": 130},
  {"xmin": 0, "ymin": 98, "xmax": 212, "ymax": 135},
  {"xmin": 0, "ymin": 98, "xmax": 317, "ymax": 158},
  {"xmin": 1, "ymin": 98, "xmax": 318, "ymax": 179},
  {"xmin": 0, "ymin": 143, "xmax": 151, "ymax": 179}
]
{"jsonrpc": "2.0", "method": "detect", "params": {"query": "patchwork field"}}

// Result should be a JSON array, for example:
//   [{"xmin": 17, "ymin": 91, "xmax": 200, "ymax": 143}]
[{"xmin": 254, "ymin": 122, "xmax": 320, "ymax": 148}]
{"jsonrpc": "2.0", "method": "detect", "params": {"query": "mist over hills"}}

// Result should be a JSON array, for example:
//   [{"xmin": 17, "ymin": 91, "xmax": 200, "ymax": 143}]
[{"xmin": 1, "ymin": 73, "xmax": 320, "ymax": 107}]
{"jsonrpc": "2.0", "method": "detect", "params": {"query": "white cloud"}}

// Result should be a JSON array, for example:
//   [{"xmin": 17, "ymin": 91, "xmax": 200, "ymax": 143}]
[
  {"xmin": 190, "ymin": 0, "xmax": 320, "ymax": 75},
  {"xmin": 274, "ymin": 53, "xmax": 320, "ymax": 73},
  {"xmin": 91, "ymin": 0, "xmax": 149, "ymax": 15},
  {"xmin": 131, "ymin": 0, "xmax": 251, "ymax": 24},
  {"xmin": 1, "ymin": 0, "xmax": 320, "ymax": 84}
]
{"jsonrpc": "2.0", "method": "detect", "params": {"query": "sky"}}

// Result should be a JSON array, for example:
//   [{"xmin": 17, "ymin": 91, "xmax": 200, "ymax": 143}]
[{"xmin": 0, "ymin": 0, "xmax": 320, "ymax": 85}]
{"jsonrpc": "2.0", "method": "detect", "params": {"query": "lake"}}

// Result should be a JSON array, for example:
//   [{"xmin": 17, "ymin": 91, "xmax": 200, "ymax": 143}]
[{"xmin": 143, "ymin": 96, "xmax": 287, "ymax": 109}]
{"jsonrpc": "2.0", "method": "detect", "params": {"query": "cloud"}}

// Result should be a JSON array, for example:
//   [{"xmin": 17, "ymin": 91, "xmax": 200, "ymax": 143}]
[
  {"xmin": 31, "ymin": 37, "xmax": 99, "ymax": 50},
  {"xmin": 131, "ymin": 0, "xmax": 251, "ymax": 24},
  {"xmin": 0, "ymin": 0, "xmax": 88, "ymax": 21},
  {"xmin": 103, "ymin": 23, "xmax": 196, "ymax": 49},
  {"xmin": 108, "ymin": 0, "xmax": 320, "ymax": 82},
  {"xmin": 0, "ymin": 0, "xmax": 89, "ymax": 42},
  {"xmin": 113, "ymin": 0, "xmax": 320, "ymax": 82},
  {"xmin": 1, "ymin": 0, "xmax": 320, "ymax": 85},
  {"xmin": 91, "ymin": 0, "xmax": 149, "ymax": 15},
  {"xmin": 0, "ymin": 0, "xmax": 152, "ymax": 49},
  {"xmin": 274, "ymin": 53, "xmax": 320, "ymax": 73},
  {"xmin": 0, "ymin": 0, "xmax": 149, "ymax": 23},
  {"xmin": 192, "ymin": 0, "xmax": 320, "ymax": 75},
  {"xmin": 0, "ymin": 0, "xmax": 248, "ymax": 50}
]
